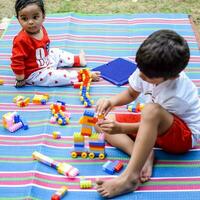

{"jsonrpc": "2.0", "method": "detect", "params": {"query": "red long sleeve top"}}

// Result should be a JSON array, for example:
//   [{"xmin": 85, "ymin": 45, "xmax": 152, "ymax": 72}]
[{"xmin": 10, "ymin": 26, "xmax": 50, "ymax": 79}]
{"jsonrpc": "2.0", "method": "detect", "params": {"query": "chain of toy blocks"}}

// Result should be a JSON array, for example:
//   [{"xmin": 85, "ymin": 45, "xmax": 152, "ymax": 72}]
[
  {"xmin": 51, "ymin": 186, "xmax": 68, "ymax": 200},
  {"xmin": 74, "ymin": 69, "xmax": 94, "ymax": 107},
  {"xmin": 32, "ymin": 151, "xmax": 79, "ymax": 178}
]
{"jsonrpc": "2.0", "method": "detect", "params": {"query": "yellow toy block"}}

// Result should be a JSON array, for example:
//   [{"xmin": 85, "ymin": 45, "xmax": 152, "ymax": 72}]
[
  {"xmin": 32, "ymin": 94, "xmax": 49, "ymax": 104},
  {"xmin": 13, "ymin": 96, "xmax": 25, "ymax": 103},
  {"xmin": 73, "ymin": 132, "xmax": 85, "ymax": 142},
  {"xmin": 80, "ymin": 178, "xmax": 92, "ymax": 189},
  {"xmin": 0, "ymin": 79, "xmax": 4, "ymax": 85}
]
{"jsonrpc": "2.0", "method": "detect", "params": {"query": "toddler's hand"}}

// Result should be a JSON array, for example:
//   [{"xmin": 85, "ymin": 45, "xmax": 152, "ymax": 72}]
[
  {"xmin": 91, "ymin": 71, "xmax": 101, "ymax": 82},
  {"xmin": 15, "ymin": 79, "xmax": 26, "ymax": 88}
]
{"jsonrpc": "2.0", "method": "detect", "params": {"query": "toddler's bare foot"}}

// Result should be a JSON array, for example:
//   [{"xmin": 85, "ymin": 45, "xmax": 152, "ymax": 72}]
[
  {"xmin": 79, "ymin": 50, "xmax": 87, "ymax": 66},
  {"xmin": 140, "ymin": 150, "xmax": 154, "ymax": 183},
  {"xmin": 91, "ymin": 71, "xmax": 101, "ymax": 82},
  {"xmin": 95, "ymin": 174, "xmax": 139, "ymax": 198}
]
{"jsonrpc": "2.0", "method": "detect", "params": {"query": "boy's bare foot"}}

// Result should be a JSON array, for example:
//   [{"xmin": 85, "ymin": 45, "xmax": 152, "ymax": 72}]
[
  {"xmin": 79, "ymin": 50, "xmax": 87, "ymax": 66},
  {"xmin": 95, "ymin": 174, "xmax": 139, "ymax": 198},
  {"xmin": 91, "ymin": 71, "xmax": 101, "ymax": 82},
  {"xmin": 140, "ymin": 150, "xmax": 154, "ymax": 182}
]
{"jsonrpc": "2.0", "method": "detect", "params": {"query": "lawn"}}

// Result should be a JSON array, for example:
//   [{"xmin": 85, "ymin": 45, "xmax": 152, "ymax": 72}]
[{"xmin": 1, "ymin": 0, "xmax": 200, "ymax": 32}]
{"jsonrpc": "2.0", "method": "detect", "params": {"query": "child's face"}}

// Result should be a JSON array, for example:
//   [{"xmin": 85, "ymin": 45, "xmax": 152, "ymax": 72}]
[
  {"xmin": 139, "ymin": 71, "xmax": 165, "ymax": 85},
  {"xmin": 17, "ymin": 4, "xmax": 45, "ymax": 35}
]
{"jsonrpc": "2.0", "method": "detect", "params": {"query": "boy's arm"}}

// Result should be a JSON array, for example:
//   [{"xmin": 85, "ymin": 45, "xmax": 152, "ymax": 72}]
[
  {"xmin": 98, "ymin": 118, "xmax": 140, "ymax": 135},
  {"xmin": 96, "ymin": 86, "xmax": 140, "ymax": 116},
  {"xmin": 110, "ymin": 86, "xmax": 140, "ymax": 107}
]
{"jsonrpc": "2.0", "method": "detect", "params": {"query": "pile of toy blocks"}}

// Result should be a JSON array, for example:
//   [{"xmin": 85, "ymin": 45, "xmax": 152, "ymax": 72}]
[{"xmin": 2, "ymin": 111, "xmax": 28, "ymax": 132}]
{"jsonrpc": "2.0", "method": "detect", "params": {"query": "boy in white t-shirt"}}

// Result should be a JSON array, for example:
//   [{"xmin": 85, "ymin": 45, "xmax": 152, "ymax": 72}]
[{"xmin": 95, "ymin": 29, "xmax": 200, "ymax": 198}]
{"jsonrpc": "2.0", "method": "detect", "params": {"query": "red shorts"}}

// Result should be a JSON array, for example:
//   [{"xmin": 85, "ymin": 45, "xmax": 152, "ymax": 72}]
[{"xmin": 116, "ymin": 113, "xmax": 192, "ymax": 154}]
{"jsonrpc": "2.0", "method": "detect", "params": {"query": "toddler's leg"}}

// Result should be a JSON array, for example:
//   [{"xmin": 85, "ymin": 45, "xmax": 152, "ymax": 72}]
[
  {"xmin": 49, "ymin": 48, "xmax": 86, "ymax": 68},
  {"xmin": 26, "ymin": 67, "xmax": 79, "ymax": 86},
  {"xmin": 96, "ymin": 103, "xmax": 174, "ymax": 198}
]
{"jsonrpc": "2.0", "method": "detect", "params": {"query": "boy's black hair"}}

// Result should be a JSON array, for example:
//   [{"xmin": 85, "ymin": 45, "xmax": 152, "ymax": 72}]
[
  {"xmin": 15, "ymin": 0, "xmax": 45, "ymax": 18},
  {"xmin": 135, "ymin": 29, "xmax": 190, "ymax": 79}
]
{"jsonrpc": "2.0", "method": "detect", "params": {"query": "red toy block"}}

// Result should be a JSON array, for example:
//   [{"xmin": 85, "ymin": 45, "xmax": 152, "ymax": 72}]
[{"xmin": 114, "ymin": 160, "xmax": 124, "ymax": 172}]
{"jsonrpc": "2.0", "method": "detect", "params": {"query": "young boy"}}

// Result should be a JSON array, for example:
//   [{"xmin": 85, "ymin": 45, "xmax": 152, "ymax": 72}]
[{"xmin": 95, "ymin": 29, "xmax": 200, "ymax": 198}]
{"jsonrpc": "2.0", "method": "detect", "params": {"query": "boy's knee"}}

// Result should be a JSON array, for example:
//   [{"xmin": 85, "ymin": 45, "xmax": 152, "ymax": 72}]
[{"xmin": 141, "ymin": 103, "xmax": 163, "ymax": 119}]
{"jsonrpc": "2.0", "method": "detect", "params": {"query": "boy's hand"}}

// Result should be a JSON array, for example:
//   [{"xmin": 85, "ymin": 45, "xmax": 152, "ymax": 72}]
[
  {"xmin": 95, "ymin": 98, "xmax": 113, "ymax": 116},
  {"xmin": 15, "ymin": 79, "xmax": 26, "ymax": 88},
  {"xmin": 97, "ymin": 119, "xmax": 121, "ymax": 134}
]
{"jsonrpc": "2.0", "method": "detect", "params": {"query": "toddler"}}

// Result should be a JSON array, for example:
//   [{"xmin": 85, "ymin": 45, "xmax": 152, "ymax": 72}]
[{"xmin": 11, "ymin": 0, "xmax": 100, "ymax": 87}]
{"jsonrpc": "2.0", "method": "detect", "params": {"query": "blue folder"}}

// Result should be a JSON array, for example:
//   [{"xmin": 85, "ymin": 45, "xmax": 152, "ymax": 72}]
[{"xmin": 92, "ymin": 58, "xmax": 137, "ymax": 86}]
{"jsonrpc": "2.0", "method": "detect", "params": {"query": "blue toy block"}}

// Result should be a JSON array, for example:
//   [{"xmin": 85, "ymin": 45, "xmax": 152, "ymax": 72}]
[
  {"xmin": 92, "ymin": 58, "xmax": 137, "ymax": 86},
  {"xmin": 41, "ymin": 99, "xmax": 47, "ymax": 105},
  {"xmin": 102, "ymin": 160, "xmax": 115, "ymax": 174},
  {"xmin": 14, "ymin": 115, "xmax": 20, "ymax": 123},
  {"xmin": 89, "ymin": 141, "xmax": 105, "ymax": 147},
  {"xmin": 74, "ymin": 143, "xmax": 85, "ymax": 148},
  {"xmin": 56, "ymin": 100, "xmax": 66, "ymax": 105},
  {"xmin": 83, "ymin": 110, "xmax": 95, "ymax": 117}
]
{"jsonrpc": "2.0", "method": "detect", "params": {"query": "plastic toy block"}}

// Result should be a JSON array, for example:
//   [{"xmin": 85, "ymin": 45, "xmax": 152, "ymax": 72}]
[
  {"xmin": 56, "ymin": 100, "xmax": 66, "ymax": 106},
  {"xmin": 32, "ymin": 94, "xmax": 49, "ymax": 104},
  {"xmin": 52, "ymin": 131, "xmax": 61, "ymax": 139},
  {"xmin": 80, "ymin": 127, "xmax": 92, "ymax": 136},
  {"xmin": 72, "ymin": 110, "xmax": 106, "ymax": 159},
  {"xmin": 57, "ymin": 163, "xmax": 79, "ymax": 178},
  {"xmin": 73, "ymin": 132, "xmax": 85, "ymax": 142},
  {"xmin": 32, "ymin": 151, "xmax": 79, "ymax": 177},
  {"xmin": 13, "ymin": 96, "xmax": 30, "ymax": 107},
  {"xmin": 102, "ymin": 160, "xmax": 123, "ymax": 174},
  {"xmin": 51, "ymin": 186, "xmax": 68, "ymax": 200},
  {"xmin": 89, "ymin": 146, "xmax": 105, "ymax": 151},
  {"xmin": 92, "ymin": 58, "xmax": 137, "ymax": 86},
  {"xmin": 74, "ymin": 144, "xmax": 85, "ymax": 152},
  {"xmin": 50, "ymin": 102, "xmax": 70, "ymax": 126},
  {"xmin": 127, "ymin": 105, "xmax": 136, "ymax": 112},
  {"xmin": 8, "ymin": 122, "xmax": 23, "ymax": 133},
  {"xmin": 32, "ymin": 151, "xmax": 59, "ymax": 168},
  {"xmin": 3, "ymin": 112, "xmax": 28, "ymax": 132},
  {"xmin": 74, "ymin": 69, "xmax": 93, "ymax": 107},
  {"xmin": 83, "ymin": 110, "xmax": 95, "ymax": 117},
  {"xmin": 80, "ymin": 178, "xmax": 92, "ymax": 189},
  {"xmin": 89, "ymin": 141, "xmax": 105, "ymax": 147},
  {"xmin": 0, "ymin": 79, "xmax": 4, "ymax": 85},
  {"xmin": 113, "ymin": 160, "xmax": 124, "ymax": 172},
  {"xmin": 79, "ymin": 116, "xmax": 97, "ymax": 126},
  {"xmin": 102, "ymin": 161, "xmax": 115, "ymax": 174},
  {"xmin": 20, "ymin": 118, "xmax": 29, "ymax": 130},
  {"xmin": 127, "ymin": 102, "xmax": 145, "ymax": 113},
  {"xmin": 14, "ymin": 114, "xmax": 20, "ymax": 123},
  {"xmin": 73, "ymin": 132, "xmax": 85, "ymax": 141},
  {"xmin": 13, "ymin": 96, "xmax": 25, "ymax": 103}
]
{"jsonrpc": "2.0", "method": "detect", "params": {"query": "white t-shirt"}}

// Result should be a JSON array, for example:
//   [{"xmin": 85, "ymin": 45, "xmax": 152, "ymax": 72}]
[{"xmin": 128, "ymin": 68, "xmax": 200, "ymax": 147}]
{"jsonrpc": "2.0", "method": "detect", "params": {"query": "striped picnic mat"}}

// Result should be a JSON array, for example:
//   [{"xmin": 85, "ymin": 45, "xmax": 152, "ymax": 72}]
[{"xmin": 0, "ymin": 13, "xmax": 200, "ymax": 200}]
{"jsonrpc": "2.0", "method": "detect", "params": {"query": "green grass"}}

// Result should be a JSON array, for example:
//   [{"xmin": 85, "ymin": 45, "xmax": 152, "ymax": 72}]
[{"xmin": 1, "ymin": 0, "xmax": 200, "ymax": 32}]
